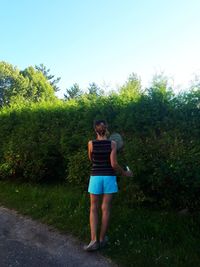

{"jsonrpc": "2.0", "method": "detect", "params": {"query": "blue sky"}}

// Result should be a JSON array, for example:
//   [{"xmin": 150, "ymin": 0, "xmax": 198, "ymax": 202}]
[{"xmin": 1, "ymin": 0, "xmax": 200, "ymax": 97}]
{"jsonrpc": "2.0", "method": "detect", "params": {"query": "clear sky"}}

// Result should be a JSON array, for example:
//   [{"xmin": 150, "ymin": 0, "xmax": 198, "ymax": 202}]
[{"xmin": 1, "ymin": 0, "xmax": 200, "ymax": 97}]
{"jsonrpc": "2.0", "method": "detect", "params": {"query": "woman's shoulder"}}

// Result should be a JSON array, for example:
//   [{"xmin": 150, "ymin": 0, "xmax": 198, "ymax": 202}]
[{"xmin": 111, "ymin": 140, "xmax": 117, "ymax": 149}]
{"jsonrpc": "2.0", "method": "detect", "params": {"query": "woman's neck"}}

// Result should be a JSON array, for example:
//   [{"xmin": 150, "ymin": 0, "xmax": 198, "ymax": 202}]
[{"xmin": 96, "ymin": 135, "xmax": 107, "ymax": 140}]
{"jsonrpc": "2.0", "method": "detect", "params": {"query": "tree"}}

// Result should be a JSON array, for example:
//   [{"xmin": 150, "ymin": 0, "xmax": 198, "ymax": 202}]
[
  {"xmin": 119, "ymin": 73, "xmax": 142, "ymax": 100},
  {"xmin": 35, "ymin": 64, "xmax": 61, "ymax": 92},
  {"xmin": 64, "ymin": 83, "xmax": 83, "ymax": 100},
  {"xmin": 0, "ymin": 61, "xmax": 57, "ymax": 107},
  {"xmin": 21, "ymin": 66, "xmax": 57, "ymax": 102},
  {"xmin": 87, "ymin": 82, "xmax": 104, "ymax": 96},
  {"xmin": 147, "ymin": 73, "xmax": 174, "ymax": 101},
  {"xmin": 0, "ymin": 61, "xmax": 29, "ymax": 107},
  {"xmin": 179, "ymin": 74, "xmax": 200, "ymax": 108}
]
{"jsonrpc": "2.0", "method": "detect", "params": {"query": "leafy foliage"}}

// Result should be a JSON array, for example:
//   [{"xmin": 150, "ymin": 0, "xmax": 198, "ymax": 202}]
[
  {"xmin": 35, "ymin": 63, "xmax": 61, "ymax": 92},
  {"xmin": 87, "ymin": 82, "xmax": 104, "ymax": 96},
  {"xmin": 21, "ymin": 66, "xmax": 57, "ymax": 102},
  {"xmin": 0, "ymin": 68, "xmax": 199, "ymax": 210},
  {"xmin": 119, "ymin": 73, "xmax": 142, "ymax": 101},
  {"xmin": 0, "ymin": 62, "xmax": 29, "ymax": 106},
  {"xmin": 0, "ymin": 61, "xmax": 57, "ymax": 107},
  {"xmin": 67, "ymin": 149, "xmax": 91, "ymax": 186},
  {"xmin": 64, "ymin": 83, "xmax": 83, "ymax": 100}
]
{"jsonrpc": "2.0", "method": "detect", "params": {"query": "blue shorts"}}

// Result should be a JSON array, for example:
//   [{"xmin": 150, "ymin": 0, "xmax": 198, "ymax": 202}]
[{"xmin": 88, "ymin": 176, "xmax": 118, "ymax": 194}]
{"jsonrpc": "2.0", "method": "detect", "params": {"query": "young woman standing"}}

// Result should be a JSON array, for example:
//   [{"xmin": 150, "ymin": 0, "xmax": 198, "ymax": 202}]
[{"xmin": 84, "ymin": 120, "xmax": 132, "ymax": 251}]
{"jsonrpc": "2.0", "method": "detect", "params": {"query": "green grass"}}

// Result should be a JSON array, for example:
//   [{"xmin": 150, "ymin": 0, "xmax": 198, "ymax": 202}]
[{"xmin": 0, "ymin": 180, "xmax": 200, "ymax": 267}]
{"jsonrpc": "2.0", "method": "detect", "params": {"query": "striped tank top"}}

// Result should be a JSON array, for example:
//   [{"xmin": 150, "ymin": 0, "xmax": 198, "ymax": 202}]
[{"xmin": 91, "ymin": 140, "xmax": 116, "ymax": 176}]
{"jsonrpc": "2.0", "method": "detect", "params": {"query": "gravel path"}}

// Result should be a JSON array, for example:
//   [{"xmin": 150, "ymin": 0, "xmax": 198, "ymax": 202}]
[{"xmin": 0, "ymin": 207, "xmax": 117, "ymax": 267}]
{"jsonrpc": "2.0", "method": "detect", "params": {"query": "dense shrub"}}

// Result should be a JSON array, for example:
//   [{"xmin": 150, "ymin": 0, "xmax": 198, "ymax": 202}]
[
  {"xmin": 67, "ymin": 149, "xmax": 91, "ymax": 187},
  {"xmin": 0, "ymin": 88, "xmax": 199, "ymax": 209}
]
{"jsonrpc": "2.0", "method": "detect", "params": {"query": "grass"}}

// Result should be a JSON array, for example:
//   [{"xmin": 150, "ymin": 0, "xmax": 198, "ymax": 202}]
[{"xmin": 0, "ymin": 180, "xmax": 200, "ymax": 267}]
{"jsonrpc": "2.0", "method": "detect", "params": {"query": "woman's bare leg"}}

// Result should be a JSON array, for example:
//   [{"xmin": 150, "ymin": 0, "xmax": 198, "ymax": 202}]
[
  {"xmin": 90, "ymin": 194, "xmax": 100, "ymax": 241},
  {"xmin": 99, "ymin": 194, "xmax": 113, "ymax": 241}
]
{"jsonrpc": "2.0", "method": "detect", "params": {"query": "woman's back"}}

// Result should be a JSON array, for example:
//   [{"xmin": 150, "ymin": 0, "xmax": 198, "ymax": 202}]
[{"xmin": 91, "ymin": 140, "xmax": 115, "ymax": 176}]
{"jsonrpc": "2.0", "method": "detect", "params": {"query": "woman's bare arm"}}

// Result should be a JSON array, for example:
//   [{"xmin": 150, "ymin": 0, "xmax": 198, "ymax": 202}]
[
  {"xmin": 110, "ymin": 141, "xmax": 132, "ymax": 176},
  {"xmin": 88, "ymin": 140, "xmax": 93, "ymax": 161}
]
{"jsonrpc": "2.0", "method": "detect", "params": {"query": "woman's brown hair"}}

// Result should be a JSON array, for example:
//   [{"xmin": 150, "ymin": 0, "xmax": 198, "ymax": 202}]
[{"xmin": 94, "ymin": 120, "xmax": 107, "ymax": 137}]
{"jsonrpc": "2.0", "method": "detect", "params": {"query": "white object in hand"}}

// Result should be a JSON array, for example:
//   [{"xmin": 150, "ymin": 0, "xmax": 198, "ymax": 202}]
[{"xmin": 126, "ymin": 166, "xmax": 130, "ymax": 171}]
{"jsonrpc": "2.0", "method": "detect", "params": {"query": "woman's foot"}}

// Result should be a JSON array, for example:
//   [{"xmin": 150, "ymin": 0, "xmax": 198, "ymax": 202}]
[
  {"xmin": 83, "ymin": 240, "xmax": 99, "ymax": 252},
  {"xmin": 100, "ymin": 236, "xmax": 109, "ymax": 249}
]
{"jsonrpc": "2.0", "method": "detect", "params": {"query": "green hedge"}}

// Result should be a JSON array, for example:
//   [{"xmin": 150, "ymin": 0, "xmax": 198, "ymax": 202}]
[{"xmin": 0, "ymin": 91, "xmax": 199, "ymax": 209}]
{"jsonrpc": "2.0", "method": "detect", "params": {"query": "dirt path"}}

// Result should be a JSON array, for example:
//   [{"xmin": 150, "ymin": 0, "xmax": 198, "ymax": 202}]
[{"xmin": 0, "ymin": 207, "xmax": 117, "ymax": 267}]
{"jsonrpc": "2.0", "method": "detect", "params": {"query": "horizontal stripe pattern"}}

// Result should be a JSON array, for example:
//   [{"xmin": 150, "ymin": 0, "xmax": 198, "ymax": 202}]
[{"xmin": 91, "ymin": 140, "xmax": 115, "ymax": 176}]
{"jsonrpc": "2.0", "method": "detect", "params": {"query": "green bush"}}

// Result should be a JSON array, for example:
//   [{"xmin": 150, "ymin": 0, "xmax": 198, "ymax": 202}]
[
  {"xmin": 66, "ymin": 149, "xmax": 91, "ymax": 187},
  {"xmin": 0, "ymin": 88, "xmax": 199, "ymax": 209}
]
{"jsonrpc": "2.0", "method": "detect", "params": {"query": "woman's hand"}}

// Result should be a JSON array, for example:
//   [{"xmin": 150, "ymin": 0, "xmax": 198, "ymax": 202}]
[{"xmin": 123, "ymin": 170, "xmax": 133, "ymax": 177}]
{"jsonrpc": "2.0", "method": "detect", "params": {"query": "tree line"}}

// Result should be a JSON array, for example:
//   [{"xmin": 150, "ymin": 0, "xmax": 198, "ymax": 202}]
[{"xmin": 0, "ymin": 61, "xmax": 119, "ymax": 106}]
